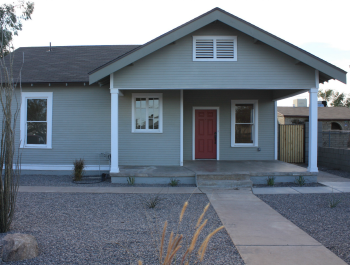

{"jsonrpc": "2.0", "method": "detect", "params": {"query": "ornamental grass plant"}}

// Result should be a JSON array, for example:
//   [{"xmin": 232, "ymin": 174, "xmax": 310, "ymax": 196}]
[{"xmin": 138, "ymin": 201, "xmax": 224, "ymax": 264}]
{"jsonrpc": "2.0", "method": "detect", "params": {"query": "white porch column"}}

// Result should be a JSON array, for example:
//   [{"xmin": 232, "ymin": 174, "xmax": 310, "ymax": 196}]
[
  {"xmin": 274, "ymin": 101, "xmax": 278, "ymax": 160},
  {"xmin": 180, "ymin": 89, "xmax": 183, "ymax": 166},
  {"xmin": 110, "ymin": 74, "xmax": 119, "ymax": 174},
  {"xmin": 308, "ymin": 71, "xmax": 319, "ymax": 172}
]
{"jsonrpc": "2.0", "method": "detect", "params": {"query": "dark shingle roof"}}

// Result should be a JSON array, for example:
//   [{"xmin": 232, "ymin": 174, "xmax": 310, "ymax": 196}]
[
  {"xmin": 278, "ymin": 107, "xmax": 350, "ymax": 120},
  {"xmin": 6, "ymin": 45, "xmax": 139, "ymax": 83}
]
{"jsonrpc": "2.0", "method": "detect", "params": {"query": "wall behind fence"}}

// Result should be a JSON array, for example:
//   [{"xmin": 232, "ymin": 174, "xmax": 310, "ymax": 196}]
[
  {"xmin": 318, "ymin": 147, "xmax": 350, "ymax": 172},
  {"xmin": 321, "ymin": 131, "xmax": 350, "ymax": 149}
]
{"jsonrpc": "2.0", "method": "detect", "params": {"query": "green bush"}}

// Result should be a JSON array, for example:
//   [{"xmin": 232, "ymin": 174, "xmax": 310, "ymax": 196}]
[{"xmin": 169, "ymin": 178, "xmax": 180, "ymax": 187}]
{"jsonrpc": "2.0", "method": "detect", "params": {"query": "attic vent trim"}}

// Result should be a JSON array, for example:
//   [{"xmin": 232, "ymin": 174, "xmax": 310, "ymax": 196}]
[{"xmin": 193, "ymin": 36, "xmax": 237, "ymax": 61}]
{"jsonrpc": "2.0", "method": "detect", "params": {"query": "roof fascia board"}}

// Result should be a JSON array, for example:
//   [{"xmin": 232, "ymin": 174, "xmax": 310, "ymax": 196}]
[
  {"xmin": 217, "ymin": 13, "xmax": 346, "ymax": 84},
  {"xmin": 89, "ymin": 9, "xmax": 347, "ymax": 84},
  {"xmin": 89, "ymin": 12, "xmax": 219, "ymax": 84}
]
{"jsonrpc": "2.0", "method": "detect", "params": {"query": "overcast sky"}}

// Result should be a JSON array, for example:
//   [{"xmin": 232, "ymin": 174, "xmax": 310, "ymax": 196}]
[{"xmin": 7, "ymin": 0, "xmax": 350, "ymax": 106}]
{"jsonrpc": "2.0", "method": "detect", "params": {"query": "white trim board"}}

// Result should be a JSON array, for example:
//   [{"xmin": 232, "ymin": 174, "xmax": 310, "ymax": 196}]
[
  {"xmin": 131, "ymin": 93, "xmax": 163, "ymax": 133},
  {"xmin": 180, "ymin": 90, "xmax": 184, "ymax": 166},
  {"xmin": 20, "ymin": 92, "xmax": 53, "ymax": 149},
  {"xmin": 116, "ymin": 87, "xmax": 312, "ymax": 90},
  {"xmin": 231, "ymin": 100, "xmax": 258, "ymax": 147},
  {"xmin": 192, "ymin": 107, "xmax": 220, "ymax": 160},
  {"xmin": 17, "ymin": 164, "xmax": 110, "ymax": 171}
]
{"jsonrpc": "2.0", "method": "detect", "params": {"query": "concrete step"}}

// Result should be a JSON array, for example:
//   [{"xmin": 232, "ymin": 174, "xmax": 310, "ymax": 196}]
[{"xmin": 197, "ymin": 174, "xmax": 253, "ymax": 188}]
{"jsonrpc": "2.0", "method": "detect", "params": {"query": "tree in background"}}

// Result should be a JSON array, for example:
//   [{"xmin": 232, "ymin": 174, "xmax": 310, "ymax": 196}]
[
  {"xmin": 318, "ymin": 89, "xmax": 350, "ymax": 108},
  {"xmin": 330, "ymin": 92, "xmax": 350, "ymax": 107},
  {"xmin": 318, "ymin": 89, "xmax": 334, "ymax": 106},
  {"xmin": 0, "ymin": 1, "xmax": 34, "ymax": 232},
  {"xmin": 0, "ymin": 1, "xmax": 34, "ymax": 56}
]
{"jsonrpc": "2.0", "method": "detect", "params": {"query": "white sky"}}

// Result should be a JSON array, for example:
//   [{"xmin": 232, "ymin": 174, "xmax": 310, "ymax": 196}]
[{"xmin": 7, "ymin": 0, "xmax": 350, "ymax": 106}]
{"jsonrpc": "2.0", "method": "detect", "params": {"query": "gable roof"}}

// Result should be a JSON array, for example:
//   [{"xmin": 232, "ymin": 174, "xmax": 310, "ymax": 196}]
[
  {"xmin": 89, "ymin": 7, "xmax": 347, "ymax": 85},
  {"xmin": 7, "ymin": 45, "xmax": 139, "ymax": 83},
  {"xmin": 278, "ymin": 107, "xmax": 350, "ymax": 121}
]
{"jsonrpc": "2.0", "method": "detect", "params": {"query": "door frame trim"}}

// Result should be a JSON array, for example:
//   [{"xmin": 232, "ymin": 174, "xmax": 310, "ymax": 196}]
[{"xmin": 192, "ymin": 107, "xmax": 220, "ymax": 160}]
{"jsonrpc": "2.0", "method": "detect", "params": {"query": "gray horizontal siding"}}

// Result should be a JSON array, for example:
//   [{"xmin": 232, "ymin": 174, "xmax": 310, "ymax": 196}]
[
  {"xmin": 11, "ymin": 85, "xmax": 111, "ymax": 167},
  {"xmin": 113, "ymin": 22, "xmax": 315, "ymax": 89},
  {"xmin": 183, "ymin": 90, "xmax": 275, "ymax": 160},
  {"xmin": 119, "ymin": 90, "xmax": 180, "ymax": 166}
]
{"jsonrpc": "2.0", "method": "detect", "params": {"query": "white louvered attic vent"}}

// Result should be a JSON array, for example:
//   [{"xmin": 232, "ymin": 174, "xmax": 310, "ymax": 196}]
[
  {"xmin": 193, "ymin": 36, "xmax": 237, "ymax": 61},
  {"xmin": 195, "ymin": 39, "xmax": 214, "ymax": 59}
]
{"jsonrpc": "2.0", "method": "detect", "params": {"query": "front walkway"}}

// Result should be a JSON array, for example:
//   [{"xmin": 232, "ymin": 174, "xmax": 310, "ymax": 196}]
[{"xmin": 205, "ymin": 188, "xmax": 346, "ymax": 265}]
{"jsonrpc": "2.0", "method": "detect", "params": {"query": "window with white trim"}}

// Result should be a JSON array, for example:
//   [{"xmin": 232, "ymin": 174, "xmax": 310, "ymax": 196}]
[
  {"xmin": 193, "ymin": 36, "xmax": 237, "ymax": 61},
  {"xmin": 231, "ymin": 100, "xmax": 258, "ymax": 147},
  {"xmin": 132, "ymin": 93, "xmax": 163, "ymax": 133},
  {"xmin": 20, "ymin": 92, "xmax": 53, "ymax": 148}
]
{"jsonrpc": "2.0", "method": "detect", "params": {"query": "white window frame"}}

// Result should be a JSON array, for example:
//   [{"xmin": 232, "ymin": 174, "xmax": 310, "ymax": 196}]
[
  {"xmin": 193, "ymin": 36, "xmax": 237, "ymax": 62},
  {"xmin": 131, "ymin": 93, "xmax": 163, "ymax": 133},
  {"xmin": 231, "ymin": 100, "xmax": 258, "ymax": 147},
  {"xmin": 20, "ymin": 92, "xmax": 53, "ymax": 149}
]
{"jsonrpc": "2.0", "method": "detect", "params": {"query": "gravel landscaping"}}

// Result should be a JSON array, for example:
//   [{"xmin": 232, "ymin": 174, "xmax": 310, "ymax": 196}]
[
  {"xmin": 257, "ymin": 193, "xmax": 350, "ymax": 264},
  {"xmin": 0, "ymin": 193, "xmax": 244, "ymax": 265},
  {"xmin": 253, "ymin": 182, "xmax": 325, "ymax": 188},
  {"xmin": 19, "ymin": 175, "xmax": 196, "ymax": 187},
  {"xmin": 318, "ymin": 166, "xmax": 350, "ymax": 180}
]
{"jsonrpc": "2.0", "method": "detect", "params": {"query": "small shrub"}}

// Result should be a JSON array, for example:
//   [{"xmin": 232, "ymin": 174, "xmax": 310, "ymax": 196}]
[
  {"xmin": 73, "ymin": 159, "xmax": 85, "ymax": 181},
  {"xmin": 329, "ymin": 197, "xmax": 341, "ymax": 208},
  {"xmin": 144, "ymin": 195, "xmax": 163, "ymax": 209},
  {"xmin": 266, "ymin": 176, "xmax": 275, "ymax": 186},
  {"xmin": 294, "ymin": 176, "xmax": 306, "ymax": 187},
  {"xmin": 127, "ymin": 177, "xmax": 135, "ymax": 185},
  {"xmin": 169, "ymin": 178, "xmax": 180, "ymax": 187}
]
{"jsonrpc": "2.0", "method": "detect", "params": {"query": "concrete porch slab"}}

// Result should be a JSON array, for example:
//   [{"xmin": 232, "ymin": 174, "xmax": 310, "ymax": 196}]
[
  {"xmin": 110, "ymin": 160, "xmax": 317, "ymax": 186},
  {"xmin": 183, "ymin": 160, "xmax": 316, "ymax": 177}
]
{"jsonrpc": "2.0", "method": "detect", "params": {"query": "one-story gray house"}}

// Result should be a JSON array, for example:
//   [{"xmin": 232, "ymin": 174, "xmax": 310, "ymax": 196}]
[{"xmin": 8, "ymin": 8, "xmax": 347, "ymax": 185}]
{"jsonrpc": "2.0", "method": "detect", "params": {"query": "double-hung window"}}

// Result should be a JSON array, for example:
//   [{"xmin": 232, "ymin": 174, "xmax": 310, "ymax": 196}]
[
  {"xmin": 231, "ymin": 100, "xmax": 258, "ymax": 147},
  {"xmin": 193, "ymin": 36, "xmax": 237, "ymax": 61},
  {"xmin": 20, "ymin": 92, "xmax": 53, "ymax": 148},
  {"xmin": 132, "ymin": 93, "xmax": 163, "ymax": 133}
]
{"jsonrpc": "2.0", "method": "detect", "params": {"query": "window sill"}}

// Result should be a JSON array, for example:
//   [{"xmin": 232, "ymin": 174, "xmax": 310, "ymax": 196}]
[
  {"xmin": 193, "ymin": 58, "xmax": 237, "ymax": 62},
  {"xmin": 131, "ymin": 131, "xmax": 163, "ymax": 134},
  {"xmin": 231, "ymin": 144, "xmax": 258, "ymax": 148},
  {"xmin": 20, "ymin": 145, "xmax": 52, "ymax": 149}
]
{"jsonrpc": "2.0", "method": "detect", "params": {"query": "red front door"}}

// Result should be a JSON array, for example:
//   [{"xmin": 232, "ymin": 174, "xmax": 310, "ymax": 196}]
[{"xmin": 195, "ymin": 109, "xmax": 217, "ymax": 159}]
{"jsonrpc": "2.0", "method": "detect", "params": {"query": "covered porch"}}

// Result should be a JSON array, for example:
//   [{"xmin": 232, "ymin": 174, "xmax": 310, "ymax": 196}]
[{"xmin": 111, "ymin": 160, "xmax": 317, "ymax": 187}]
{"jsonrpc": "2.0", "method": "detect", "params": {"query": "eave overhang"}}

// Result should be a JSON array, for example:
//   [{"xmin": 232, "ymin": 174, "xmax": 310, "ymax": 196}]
[{"xmin": 89, "ymin": 8, "xmax": 347, "ymax": 85}]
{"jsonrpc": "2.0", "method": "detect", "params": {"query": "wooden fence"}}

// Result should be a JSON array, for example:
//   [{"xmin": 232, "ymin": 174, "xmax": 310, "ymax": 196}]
[{"xmin": 279, "ymin": 124, "xmax": 305, "ymax": 163}]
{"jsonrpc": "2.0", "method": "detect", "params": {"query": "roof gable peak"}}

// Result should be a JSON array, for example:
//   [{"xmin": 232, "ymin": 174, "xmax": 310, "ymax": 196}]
[{"xmin": 89, "ymin": 8, "xmax": 347, "ymax": 85}]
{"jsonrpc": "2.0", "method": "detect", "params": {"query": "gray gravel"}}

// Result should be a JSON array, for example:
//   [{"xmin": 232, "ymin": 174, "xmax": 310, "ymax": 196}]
[
  {"xmin": 318, "ymin": 166, "xmax": 350, "ymax": 180},
  {"xmin": 257, "ymin": 193, "xmax": 350, "ymax": 264},
  {"xmin": 253, "ymin": 182, "xmax": 325, "ymax": 188},
  {"xmin": 19, "ymin": 175, "xmax": 196, "ymax": 187},
  {"xmin": 0, "ymin": 193, "xmax": 244, "ymax": 265}
]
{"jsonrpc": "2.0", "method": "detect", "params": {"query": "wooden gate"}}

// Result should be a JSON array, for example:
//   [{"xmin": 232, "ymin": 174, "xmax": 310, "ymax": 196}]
[{"xmin": 279, "ymin": 124, "xmax": 305, "ymax": 163}]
